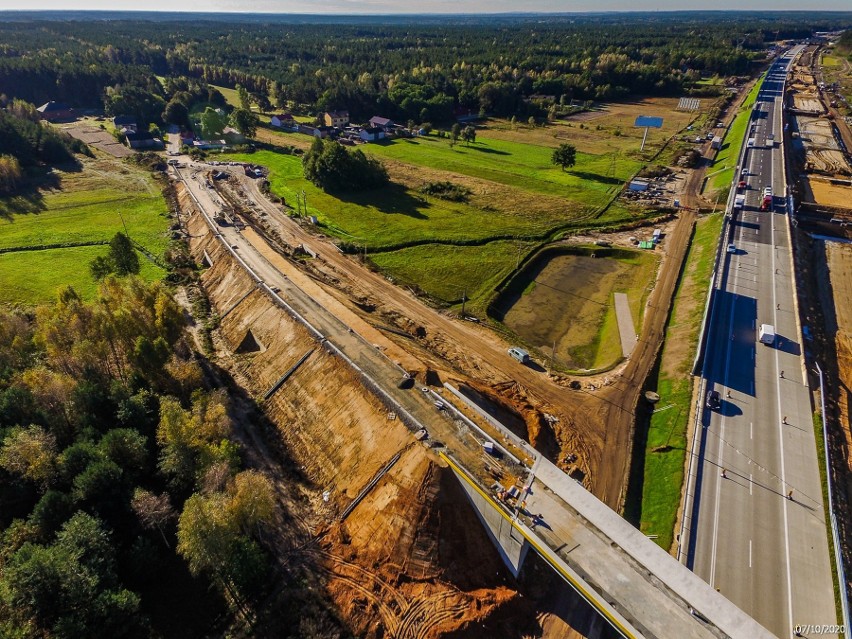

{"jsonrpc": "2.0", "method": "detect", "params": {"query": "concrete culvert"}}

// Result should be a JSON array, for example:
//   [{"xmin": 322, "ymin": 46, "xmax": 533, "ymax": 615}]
[{"xmin": 235, "ymin": 329, "xmax": 265, "ymax": 354}]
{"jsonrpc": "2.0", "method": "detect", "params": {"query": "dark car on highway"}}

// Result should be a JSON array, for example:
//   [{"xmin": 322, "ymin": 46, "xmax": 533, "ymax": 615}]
[{"xmin": 706, "ymin": 390, "xmax": 721, "ymax": 410}]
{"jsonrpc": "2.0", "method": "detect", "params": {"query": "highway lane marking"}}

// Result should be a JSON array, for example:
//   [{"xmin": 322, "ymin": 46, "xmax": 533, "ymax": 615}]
[
  {"xmin": 750, "ymin": 423, "xmax": 753, "ymax": 440},
  {"xmin": 769, "ymin": 114, "xmax": 796, "ymax": 636},
  {"xmin": 750, "ymin": 473, "xmax": 753, "ymax": 494},
  {"xmin": 750, "ymin": 539, "xmax": 753, "ymax": 568},
  {"xmin": 711, "ymin": 230, "xmax": 746, "ymax": 589}
]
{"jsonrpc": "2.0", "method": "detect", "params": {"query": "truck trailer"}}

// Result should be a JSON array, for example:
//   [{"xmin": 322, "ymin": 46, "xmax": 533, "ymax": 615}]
[{"xmin": 759, "ymin": 324, "xmax": 775, "ymax": 345}]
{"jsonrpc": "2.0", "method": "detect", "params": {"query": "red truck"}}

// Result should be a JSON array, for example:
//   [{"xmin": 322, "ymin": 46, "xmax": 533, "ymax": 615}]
[{"xmin": 761, "ymin": 186, "xmax": 773, "ymax": 211}]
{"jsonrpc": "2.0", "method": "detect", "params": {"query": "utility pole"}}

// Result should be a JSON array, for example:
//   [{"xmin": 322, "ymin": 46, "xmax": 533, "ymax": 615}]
[
  {"xmin": 461, "ymin": 288, "xmax": 467, "ymax": 317},
  {"xmin": 118, "ymin": 211, "xmax": 130, "ymax": 241}
]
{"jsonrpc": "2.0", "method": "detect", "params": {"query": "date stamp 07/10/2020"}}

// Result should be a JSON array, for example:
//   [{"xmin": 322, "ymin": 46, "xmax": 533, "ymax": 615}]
[{"xmin": 794, "ymin": 625, "xmax": 846, "ymax": 636}]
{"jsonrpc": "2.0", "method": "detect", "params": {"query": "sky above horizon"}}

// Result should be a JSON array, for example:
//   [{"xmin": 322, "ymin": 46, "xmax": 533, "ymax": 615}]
[{"xmin": 1, "ymin": 1, "xmax": 851, "ymax": 13}]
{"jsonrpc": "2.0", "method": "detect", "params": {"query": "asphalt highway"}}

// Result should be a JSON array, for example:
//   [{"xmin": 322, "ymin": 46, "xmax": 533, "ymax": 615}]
[{"xmin": 690, "ymin": 49, "xmax": 839, "ymax": 638}]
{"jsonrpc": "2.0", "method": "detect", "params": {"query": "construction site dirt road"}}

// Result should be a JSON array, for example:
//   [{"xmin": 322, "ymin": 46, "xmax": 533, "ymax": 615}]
[{"xmin": 200, "ymin": 163, "xmax": 694, "ymax": 511}]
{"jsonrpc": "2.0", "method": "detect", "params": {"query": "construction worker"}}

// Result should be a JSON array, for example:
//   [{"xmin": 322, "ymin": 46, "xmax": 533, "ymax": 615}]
[
  {"xmin": 780, "ymin": 370, "xmax": 785, "ymax": 379},
  {"xmin": 782, "ymin": 415, "xmax": 788, "ymax": 425},
  {"xmin": 721, "ymin": 468, "xmax": 727, "ymax": 479},
  {"xmin": 787, "ymin": 490, "xmax": 794, "ymax": 501},
  {"xmin": 726, "ymin": 390, "xmax": 732, "ymax": 399}
]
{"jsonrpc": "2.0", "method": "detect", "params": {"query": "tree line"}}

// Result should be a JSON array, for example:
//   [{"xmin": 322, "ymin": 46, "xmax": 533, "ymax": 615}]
[{"xmin": 1, "ymin": 14, "xmax": 850, "ymax": 126}]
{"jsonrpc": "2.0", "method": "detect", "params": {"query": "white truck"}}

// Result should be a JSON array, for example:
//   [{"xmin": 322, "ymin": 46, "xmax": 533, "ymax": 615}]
[{"xmin": 758, "ymin": 324, "xmax": 775, "ymax": 345}]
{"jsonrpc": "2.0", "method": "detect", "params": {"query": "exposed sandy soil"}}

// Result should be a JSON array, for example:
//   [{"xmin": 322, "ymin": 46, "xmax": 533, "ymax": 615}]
[
  {"xmin": 792, "ymin": 95, "xmax": 825, "ymax": 113},
  {"xmin": 176, "ymin": 86, "xmax": 702, "ymax": 628},
  {"xmin": 803, "ymin": 177, "xmax": 852, "ymax": 207},
  {"xmin": 802, "ymin": 236, "xmax": 852, "ymax": 609},
  {"xmin": 805, "ymin": 149, "xmax": 851, "ymax": 176},
  {"xmin": 183, "ymin": 204, "xmax": 523, "ymax": 638},
  {"xmin": 791, "ymin": 47, "xmax": 852, "ymax": 208},
  {"xmin": 219, "ymin": 138, "xmax": 699, "ymax": 515},
  {"xmin": 798, "ymin": 116, "xmax": 840, "ymax": 149}
]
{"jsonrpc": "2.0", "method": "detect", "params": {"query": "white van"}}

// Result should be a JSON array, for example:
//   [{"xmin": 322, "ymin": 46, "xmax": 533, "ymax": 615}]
[
  {"xmin": 508, "ymin": 347, "xmax": 530, "ymax": 364},
  {"xmin": 758, "ymin": 324, "xmax": 775, "ymax": 345},
  {"xmin": 747, "ymin": 138, "xmax": 756, "ymax": 148}
]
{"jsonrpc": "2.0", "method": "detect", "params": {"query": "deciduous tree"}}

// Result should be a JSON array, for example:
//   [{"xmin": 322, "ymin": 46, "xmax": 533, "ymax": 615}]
[{"xmin": 551, "ymin": 143, "xmax": 577, "ymax": 171}]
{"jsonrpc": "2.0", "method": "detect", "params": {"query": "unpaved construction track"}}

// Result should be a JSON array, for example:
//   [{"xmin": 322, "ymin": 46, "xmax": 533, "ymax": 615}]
[
  {"xmin": 184, "ymin": 202, "xmax": 521, "ymax": 637},
  {"xmin": 217, "ymin": 170, "xmax": 696, "ymax": 510}
]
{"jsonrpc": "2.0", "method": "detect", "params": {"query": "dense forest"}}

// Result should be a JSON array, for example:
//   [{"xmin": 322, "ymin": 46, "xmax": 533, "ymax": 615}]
[
  {"xmin": 1, "ymin": 13, "xmax": 851, "ymax": 125},
  {"xmin": 0, "ymin": 278, "xmax": 346, "ymax": 638}
]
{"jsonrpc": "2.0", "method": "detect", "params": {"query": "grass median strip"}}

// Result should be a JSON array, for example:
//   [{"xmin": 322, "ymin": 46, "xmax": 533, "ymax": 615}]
[
  {"xmin": 706, "ymin": 74, "xmax": 764, "ymax": 196},
  {"xmin": 634, "ymin": 212, "xmax": 723, "ymax": 550}
]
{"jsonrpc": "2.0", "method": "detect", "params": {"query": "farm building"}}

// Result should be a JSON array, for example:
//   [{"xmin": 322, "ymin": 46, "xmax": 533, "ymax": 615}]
[
  {"xmin": 125, "ymin": 131, "xmax": 164, "ymax": 150},
  {"xmin": 369, "ymin": 116, "xmax": 394, "ymax": 130},
  {"xmin": 628, "ymin": 179, "xmax": 650, "ymax": 192},
  {"xmin": 270, "ymin": 113, "xmax": 297, "ymax": 129},
  {"xmin": 113, "ymin": 115, "xmax": 137, "ymax": 132},
  {"xmin": 36, "ymin": 101, "xmax": 75, "ymax": 122},
  {"xmin": 360, "ymin": 127, "xmax": 386, "ymax": 142}
]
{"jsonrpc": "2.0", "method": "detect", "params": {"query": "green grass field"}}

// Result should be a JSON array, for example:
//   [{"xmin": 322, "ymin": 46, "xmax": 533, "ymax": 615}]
[
  {"xmin": 222, "ymin": 140, "xmax": 653, "ymax": 309},
  {"xmin": 0, "ymin": 156, "xmax": 169, "ymax": 305},
  {"xmin": 209, "ymin": 84, "xmax": 242, "ymax": 108},
  {"xmin": 224, "ymin": 149, "xmax": 616, "ymax": 249},
  {"xmin": 369, "ymin": 240, "xmax": 536, "ymax": 304},
  {"xmin": 0, "ymin": 246, "xmax": 165, "ymax": 306},
  {"xmin": 706, "ymin": 76, "xmax": 764, "ymax": 195},
  {"xmin": 637, "ymin": 212, "xmax": 723, "ymax": 550},
  {"xmin": 366, "ymin": 134, "xmax": 641, "ymax": 208}
]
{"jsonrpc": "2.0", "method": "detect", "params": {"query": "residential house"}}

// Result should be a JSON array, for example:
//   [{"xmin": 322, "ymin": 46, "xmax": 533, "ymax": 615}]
[
  {"xmin": 222, "ymin": 127, "xmax": 245, "ymax": 143},
  {"xmin": 359, "ymin": 127, "xmax": 386, "ymax": 142},
  {"xmin": 36, "ymin": 101, "xmax": 75, "ymax": 122},
  {"xmin": 192, "ymin": 139, "xmax": 226, "ymax": 150},
  {"xmin": 270, "ymin": 113, "xmax": 297, "ymax": 129},
  {"xmin": 125, "ymin": 131, "xmax": 164, "ymax": 150},
  {"xmin": 113, "ymin": 115, "xmax": 137, "ymax": 132},
  {"xmin": 316, "ymin": 125, "xmax": 336, "ymax": 138},
  {"xmin": 368, "ymin": 116, "xmax": 394, "ymax": 130},
  {"xmin": 324, "ymin": 110, "xmax": 350, "ymax": 128}
]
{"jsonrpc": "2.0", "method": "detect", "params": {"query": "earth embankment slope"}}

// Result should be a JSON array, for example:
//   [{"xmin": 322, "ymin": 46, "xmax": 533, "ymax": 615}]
[{"xmin": 184, "ymin": 202, "xmax": 520, "ymax": 638}]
